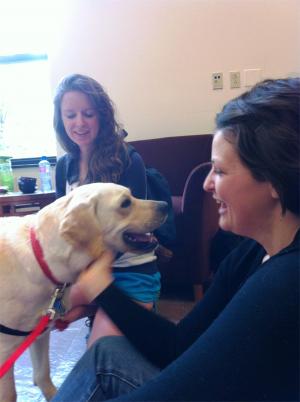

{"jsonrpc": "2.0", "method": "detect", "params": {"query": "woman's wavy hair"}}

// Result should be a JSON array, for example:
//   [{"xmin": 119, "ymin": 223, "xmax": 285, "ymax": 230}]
[
  {"xmin": 216, "ymin": 77, "xmax": 300, "ymax": 215},
  {"xmin": 53, "ymin": 74, "xmax": 129, "ymax": 183}
]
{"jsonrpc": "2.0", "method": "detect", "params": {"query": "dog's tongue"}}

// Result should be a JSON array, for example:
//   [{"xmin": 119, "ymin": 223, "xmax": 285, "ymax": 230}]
[{"xmin": 130, "ymin": 233, "xmax": 152, "ymax": 242}]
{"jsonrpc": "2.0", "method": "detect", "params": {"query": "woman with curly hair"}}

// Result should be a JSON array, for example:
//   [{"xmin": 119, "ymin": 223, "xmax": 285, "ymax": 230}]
[{"xmin": 53, "ymin": 74, "xmax": 161, "ymax": 343}]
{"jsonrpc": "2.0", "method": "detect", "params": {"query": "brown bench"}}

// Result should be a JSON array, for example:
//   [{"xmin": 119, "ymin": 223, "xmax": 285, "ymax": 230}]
[{"xmin": 129, "ymin": 135, "xmax": 219, "ymax": 299}]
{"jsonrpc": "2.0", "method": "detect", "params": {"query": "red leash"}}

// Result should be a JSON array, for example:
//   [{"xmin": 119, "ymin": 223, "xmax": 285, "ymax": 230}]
[{"xmin": 0, "ymin": 315, "xmax": 50, "ymax": 378}]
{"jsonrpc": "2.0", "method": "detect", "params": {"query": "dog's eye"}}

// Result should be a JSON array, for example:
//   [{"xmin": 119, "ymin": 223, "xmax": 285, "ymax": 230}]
[{"xmin": 121, "ymin": 198, "xmax": 131, "ymax": 209}]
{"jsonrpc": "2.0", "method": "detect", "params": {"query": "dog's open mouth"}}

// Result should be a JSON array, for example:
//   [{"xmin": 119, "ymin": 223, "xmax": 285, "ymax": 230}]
[{"xmin": 123, "ymin": 232, "xmax": 158, "ymax": 252}]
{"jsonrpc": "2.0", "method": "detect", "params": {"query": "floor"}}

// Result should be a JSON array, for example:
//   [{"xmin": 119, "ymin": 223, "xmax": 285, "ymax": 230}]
[{"xmin": 14, "ymin": 292, "xmax": 195, "ymax": 401}]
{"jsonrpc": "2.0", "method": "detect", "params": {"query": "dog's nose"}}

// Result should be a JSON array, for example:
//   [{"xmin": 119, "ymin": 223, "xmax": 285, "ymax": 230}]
[{"xmin": 157, "ymin": 201, "xmax": 169, "ymax": 215}]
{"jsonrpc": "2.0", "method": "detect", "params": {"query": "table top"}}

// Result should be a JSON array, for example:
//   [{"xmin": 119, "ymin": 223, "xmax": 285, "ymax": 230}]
[{"xmin": 0, "ymin": 190, "xmax": 56, "ymax": 202}]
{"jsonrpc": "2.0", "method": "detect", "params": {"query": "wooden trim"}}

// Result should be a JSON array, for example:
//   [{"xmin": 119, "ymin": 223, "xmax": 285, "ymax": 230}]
[{"xmin": 0, "ymin": 191, "xmax": 56, "ymax": 217}]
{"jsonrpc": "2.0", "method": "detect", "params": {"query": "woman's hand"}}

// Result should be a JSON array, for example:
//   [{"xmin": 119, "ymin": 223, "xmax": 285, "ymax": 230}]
[
  {"xmin": 73, "ymin": 250, "xmax": 114, "ymax": 304},
  {"xmin": 60, "ymin": 251, "xmax": 114, "ymax": 323}
]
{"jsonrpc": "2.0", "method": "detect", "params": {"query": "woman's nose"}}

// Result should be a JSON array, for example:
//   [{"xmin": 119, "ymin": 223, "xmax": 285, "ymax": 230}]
[
  {"xmin": 75, "ymin": 113, "xmax": 85, "ymax": 126},
  {"xmin": 203, "ymin": 169, "xmax": 214, "ymax": 192}
]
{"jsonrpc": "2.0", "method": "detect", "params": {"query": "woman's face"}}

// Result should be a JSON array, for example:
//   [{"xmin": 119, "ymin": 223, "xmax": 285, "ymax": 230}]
[
  {"xmin": 203, "ymin": 130, "xmax": 278, "ymax": 239},
  {"xmin": 61, "ymin": 91, "xmax": 100, "ymax": 152}
]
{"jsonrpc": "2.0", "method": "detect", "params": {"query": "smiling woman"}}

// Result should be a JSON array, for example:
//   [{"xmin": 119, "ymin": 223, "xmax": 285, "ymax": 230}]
[{"xmin": 53, "ymin": 73, "xmax": 162, "ymax": 348}]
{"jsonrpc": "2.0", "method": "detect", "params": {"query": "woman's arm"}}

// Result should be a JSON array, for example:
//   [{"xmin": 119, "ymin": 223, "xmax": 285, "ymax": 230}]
[
  {"xmin": 65, "ymin": 250, "xmax": 231, "ymax": 368},
  {"xmin": 106, "ymin": 256, "xmax": 299, "ymax": 402},
  {"xmin": 95, "ymin": 265, "xmax": 229, "ymax": 368}
]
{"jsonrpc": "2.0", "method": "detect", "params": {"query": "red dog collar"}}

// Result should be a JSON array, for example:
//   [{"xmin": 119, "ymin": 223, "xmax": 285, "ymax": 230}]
[{"xmin": 30, "ymin": 226, "xmax": 64, "ymax": 286}]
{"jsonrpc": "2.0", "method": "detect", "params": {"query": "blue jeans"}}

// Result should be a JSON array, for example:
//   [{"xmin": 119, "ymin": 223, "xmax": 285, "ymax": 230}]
[{"xmin": 51, "ymin": 336, "xmax": 159, "ymax": 402}]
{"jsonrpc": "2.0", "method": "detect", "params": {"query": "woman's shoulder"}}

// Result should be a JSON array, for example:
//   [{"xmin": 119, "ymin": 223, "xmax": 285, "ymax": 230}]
[
  {"xmin": 56, "ymin": 153, "xmax": 79, "ymax": 185},
  {"xmin": 239, "ymin": 245, "xmax": 299, "ymax": 321},
  {"xmin": 218, "ymin": 237, "xmax": 263, "ymax": 274},
  {"xmin": 219, "ymin": 235, "xmax": 299, "ymax": 285},
  {"xmin": 125, "ymin": 143, "xmax": 143, "ymax": 161},
  {"xmin": 55, "ymin": 155, "xmax": 66, "ymax": 175},
  {"xmin": 122, "ymin": 143, "xmax": 145, "ymax": 173},
  {"xmin": 237, "ymin": 236, "xmax": 299, "ymax": 302},
  {"xmin": 56, "ymin": 153, "xmax": 70, "ymax": 167},
  {"xmin": 56, "ymin": 153, "xmax": 77, "ymax": 172},
  {"xmin": 267, "ymin": 242, "xmax": 299, "ymax": 274},
  {"xmin": 212, "ymin": 238, "xmax": 264, "ymax": 295},
  {"xmin": 221, "ymin": 238, "xmax": 299, "ymax": 327}
]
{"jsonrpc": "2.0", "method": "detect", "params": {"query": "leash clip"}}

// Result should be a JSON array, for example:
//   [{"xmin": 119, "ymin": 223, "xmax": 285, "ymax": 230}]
[{"xmin": 46, "ymin": 284, "xmax": 67, "ymax": 320}]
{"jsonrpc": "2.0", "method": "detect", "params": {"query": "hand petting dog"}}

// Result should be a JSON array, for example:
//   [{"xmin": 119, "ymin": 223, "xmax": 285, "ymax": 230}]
[{"xmin": 59, "ymin": 251, "xmax": 114, "ymax": 324}]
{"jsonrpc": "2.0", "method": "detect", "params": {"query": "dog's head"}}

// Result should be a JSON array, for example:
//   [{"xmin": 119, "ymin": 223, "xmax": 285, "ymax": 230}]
[{"xmin": 57, "ymin": 183, "xmax": 168, "ymax": 258}]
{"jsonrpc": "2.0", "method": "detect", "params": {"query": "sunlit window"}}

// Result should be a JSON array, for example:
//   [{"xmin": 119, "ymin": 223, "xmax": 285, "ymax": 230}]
[
  {"xmin": 0, "ymin": 0, "xmax": 60, "ymax": 162},
  {"xmin": 0, "ymin": 55, "xmax": 56, "ymax": 159}
]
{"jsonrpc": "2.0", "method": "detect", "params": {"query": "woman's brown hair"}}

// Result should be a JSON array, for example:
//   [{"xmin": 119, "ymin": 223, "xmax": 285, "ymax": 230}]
[{"xmin": 53, "ymin": 74, "xmax": 129, "ymax": 183}]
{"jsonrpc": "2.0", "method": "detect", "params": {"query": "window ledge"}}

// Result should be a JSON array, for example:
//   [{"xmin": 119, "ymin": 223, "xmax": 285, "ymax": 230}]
[{"xmin": 11, "ymin": 156, "xmax": 57, "ymax": 168}]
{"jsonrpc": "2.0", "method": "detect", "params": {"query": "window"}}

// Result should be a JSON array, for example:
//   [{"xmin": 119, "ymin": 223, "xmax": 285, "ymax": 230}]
[
  {"xmin": 0, "ymin": 1, "xmax": 60, "ymax": 166},
  {"xmin": 0, "ymin": 54, "xmax": 56, "ymax": 163}
]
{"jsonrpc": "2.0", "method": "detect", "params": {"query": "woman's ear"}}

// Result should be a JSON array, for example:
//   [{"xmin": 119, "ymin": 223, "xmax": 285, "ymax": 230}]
[{"xmin": 269, "ymin": 183, "xmax": 279, "ymax": 200}]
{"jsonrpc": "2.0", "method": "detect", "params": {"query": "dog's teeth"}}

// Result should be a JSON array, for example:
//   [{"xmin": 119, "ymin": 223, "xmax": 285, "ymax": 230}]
[{"xmin": 123, "ymin": 231, "xmax": 158, "ymax": 252}]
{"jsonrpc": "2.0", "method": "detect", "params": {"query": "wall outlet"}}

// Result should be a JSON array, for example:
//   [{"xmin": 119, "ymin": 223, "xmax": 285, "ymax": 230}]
[
  {"xmin": 212, "ymin": 72, "xmax": 223, "ymax": 90},
  {"xmin": 230, "ymin": 71, "xmax": 241, "ymax": 88}
]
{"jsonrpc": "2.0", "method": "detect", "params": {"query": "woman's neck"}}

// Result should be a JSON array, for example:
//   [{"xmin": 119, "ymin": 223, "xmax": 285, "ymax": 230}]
[
  {"xmin": 79, "ymin": 148, "xmax": 91, "ymax": 184},
  {"xmin": 80, "ymin": 145, "xmax": 91, "ymax": 162},
  {"xmin": 260, "ymin": 211, "xmax": 300, "ymax": 256}
]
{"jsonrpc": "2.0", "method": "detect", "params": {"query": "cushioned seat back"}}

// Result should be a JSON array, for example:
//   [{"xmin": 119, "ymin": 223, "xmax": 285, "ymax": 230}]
[
  {"xmin": 182, "ymin": 162, "xmax": 219, "ymax": 290},
  {"xmin": 129, "ymin": 134, "xmax": 213, "ymax": 196}
]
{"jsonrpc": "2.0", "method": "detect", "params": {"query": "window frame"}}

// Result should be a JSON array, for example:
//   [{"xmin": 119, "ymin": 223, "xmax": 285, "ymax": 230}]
[{"xmin": 11, "ymin": 156, "xmax": 57, "ymax": 169}]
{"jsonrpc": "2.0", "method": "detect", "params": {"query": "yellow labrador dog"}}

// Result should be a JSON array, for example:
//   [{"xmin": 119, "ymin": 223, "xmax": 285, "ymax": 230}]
[{"xmin": 0, "ymin": 182, "xmax": 167, "ymax": 402}]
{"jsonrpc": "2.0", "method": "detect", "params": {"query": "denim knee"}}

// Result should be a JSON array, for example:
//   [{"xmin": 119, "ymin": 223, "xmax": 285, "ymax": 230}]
[
  {"xmin": 91, "ymin": 336, "xmax": 159, "ymax": 400},
  {"xmin": 52, "ymin": 336, "xmax": 159, "ymax": 402}
]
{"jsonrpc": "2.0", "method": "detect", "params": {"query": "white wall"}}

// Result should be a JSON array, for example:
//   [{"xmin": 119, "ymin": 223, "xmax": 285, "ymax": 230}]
[
  {"xmin": 15, "ymin": 0, "xmax": 300, "ymax": 184},
  {"xmin": 48, "ymin": 0, "xmax": 300, "ymax": 144}
]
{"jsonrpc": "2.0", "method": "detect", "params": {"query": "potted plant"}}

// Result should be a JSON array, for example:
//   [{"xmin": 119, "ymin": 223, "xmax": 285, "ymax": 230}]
[{"xmin": 0, "ymin": 105, "xmax": 14, "ymax": 192}]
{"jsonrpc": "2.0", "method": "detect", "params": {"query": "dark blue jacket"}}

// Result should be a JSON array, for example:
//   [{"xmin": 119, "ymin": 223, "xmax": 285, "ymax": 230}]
[
  {"xmin": 97, "ymin": 231, "xmax": 300, "ymax": 401},
  {"xmin": 55, "ymin": 150, "xmax": 146, "ymax": 200}
]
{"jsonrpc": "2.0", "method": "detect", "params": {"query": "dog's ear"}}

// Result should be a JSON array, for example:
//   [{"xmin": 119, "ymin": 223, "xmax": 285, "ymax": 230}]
[{"xmin": 59, "ymin": 200, "xmax": 105, "ymax": 258}]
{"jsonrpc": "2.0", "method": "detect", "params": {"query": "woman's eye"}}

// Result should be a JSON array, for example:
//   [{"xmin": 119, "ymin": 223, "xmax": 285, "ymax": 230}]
[
  {"xmin": 65, "ymin": 113, "xmax": 76, "ymax": 119},
  {"xmin": 121, "ymin": 198, "xmax": 131, "ymax": 208},
  {"xmin": 213, "ymin": 168, "xmax": 223, "ymax": 175},
  {"xmin": 83, "ymin": 112, "xmax": 95, "ymax": 118}
]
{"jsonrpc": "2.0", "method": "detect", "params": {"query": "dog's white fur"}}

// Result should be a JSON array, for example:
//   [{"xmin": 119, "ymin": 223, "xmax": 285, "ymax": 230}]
[{"xmin": 0, "ymin": 182, "xmax": 167, "ymax": 402}]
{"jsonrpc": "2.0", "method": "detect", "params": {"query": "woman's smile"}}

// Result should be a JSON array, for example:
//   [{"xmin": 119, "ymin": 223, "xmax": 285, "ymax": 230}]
[{"xmin": 213, "ymin": 197, "xmax": 227, "ymax": 215}]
